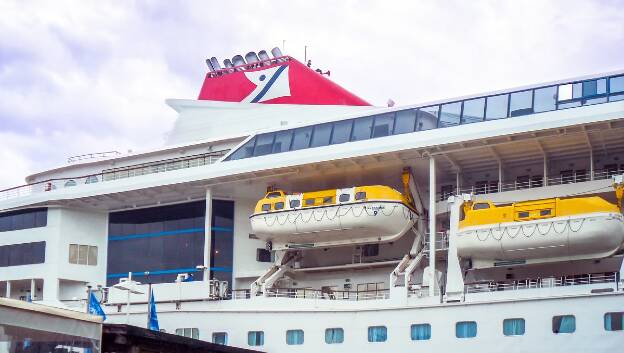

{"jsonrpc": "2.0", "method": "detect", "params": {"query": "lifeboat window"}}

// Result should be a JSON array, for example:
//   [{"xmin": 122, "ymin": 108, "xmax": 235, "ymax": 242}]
[
  {"xmin": 518, "ymin": 211, "xmax": 529, "ymax": 218},
  {"xmin": 305, "ymin": 198, "xmax": 315, "ymax": 206},
  {"xmin": 339, "ymin": 194, "xmax": 350, "ymax": 202},
  {"xmin": 261, "ymin": 204, "xmax": 271, "ymax": 212},
  {"xmin": 473, "ymin": 203, "xmax": 490, "ymax": 210},
  {"xmin": 540, "ymin": 209, "xmax": 552, "ymax": 216},
  {"xmin": 355, "ymin": 191, "xmax": 367, "ymax": 201},
  {"xmin": 323, "ymin": 196, "xmax": 333, "ymax": 204},
  {"xmin": 274, "ymin": 202, "xmax": 285, "ymax": 210},
  {"xmin": 266, "ymin": 191, "xmax": 282, "ymax": 198},
  {"xmin": 290, "ymin": 200, "xmax": 301, "ymax": 208}
]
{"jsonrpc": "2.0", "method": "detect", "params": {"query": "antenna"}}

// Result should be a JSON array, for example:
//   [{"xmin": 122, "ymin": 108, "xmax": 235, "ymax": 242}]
[
  {"xmin": 271, "ymin": 47, "xmax": 283, "ymax": 58},
  {"xmin": 232, "ymin": 55, "xmax": 246, "ymax": 66},
  {"xmin": 210, "ymin": 57, "xmax": 221, "ymax": 71},
  {"xmin": 205, "ymin": 59, "xmax": 215, "ymax": 72},
  {"xmin": 258, "ymin": 50, "xmax": 270, "ymax": 61},
  {"xmin": 304, "ymin": 45, "xmax": 307, "ymax": 63},
  {"xmin": 245, "ymin": 51, "xmax": 260, "ymax": 63},
  {"xmin": 223, "ymin": 58, "xmax": 234, "ymax": 68}
]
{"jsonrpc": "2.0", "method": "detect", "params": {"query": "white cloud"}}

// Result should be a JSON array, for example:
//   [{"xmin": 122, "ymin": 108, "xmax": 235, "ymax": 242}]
[{"xmin": 0, "ymin": 0, "xmax": 622, "ymax": 189}]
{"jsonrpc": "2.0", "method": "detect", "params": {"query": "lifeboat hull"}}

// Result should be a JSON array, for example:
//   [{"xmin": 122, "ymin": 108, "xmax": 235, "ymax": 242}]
[
  {"xmin": 456, "ymin": 212, "xmax": 624, "ymax": 267},
  {"xmin": 250, "ymin": 201, "xmax": 417, "ymax": 250}
]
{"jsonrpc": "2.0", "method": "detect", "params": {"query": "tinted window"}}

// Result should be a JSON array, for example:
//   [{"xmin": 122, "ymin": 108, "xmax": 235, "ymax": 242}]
[
  {"xmin": 355, "ymin": 191, "xmax": 366, "ymax": 200},
  {"xmin": 456, "ymin": 321, "xmax": 477, "ymax": 338},
  {"xmin": 227, "ymin": 137, "xmax": 255, "ymax": 160},
  {"xmin": 533, "ymin": 86, "xmax": 557, "ymax": 112},
  {"xmin": 461, "ymin": 98, "xmax": 485, "ymax": 123},
  {"xmin": 274, "ymin": 202, "xmax": 284, "ymax": 210},
  {"xmin": 439, "ymin": 102, "xmax": 462, "ymax": 127},
  {"xmin": 367, "ymin": 326, "xmax": 387, "ymax": 342},
  {"xmin": 351, "ymin": 116, "xmax": 373, "ymax": 141},
  {"xmin": 289, "ymin": 200, "xmax": 300, "ymax": 208},
  {"xmin": 604, "ymin": 312, "xmax": 624, "ymax": 331},
  {"xmin": 286, "ymin": 329, "xmax": 304, "ymax": 345},
  {"xmin": 290, "ymin": 127, "xmax": 313, "ymax": 150},
  {"xmin": 272, "ymin": 130, "xmax": 293, "ymax": 153},
  {"xmin": 509, "ymin": 90, "xmax": 533, "ymax": 117},
  {"xmin": 473, "ymin": 203, "xmax": 490, "ymax": 210},
  {"xmin": 0, "ymin": 208, "xmax": 48, "ymax": 233},
  {"xmin": 261, "ymin": 204, "xmax": 271, "ymax": 211},
  {"xmin": 212, "ymin": 332, "xmax": 228, "ymax": 345},
  {"xmin": 325, "ymin": 328, "xmax": 344, "ymax": 344},
  {"xmin": 256, "ymin": 248, "xmax": 272, "ymax": 262},
  {"xmin": 0, "ymin": 242, "xmax": 46, "ymax": 267},
  {"xmin": 372, "ymin": 113, "xmax": 395, "ymax": 137},
  {"xmin": 552, "ymin": 315, "xmax": 575, "ymax": 334},
  {"xmin": 393, "ymin": 109, "xmax": 417, "ymax": 134},
  {"xmin": 503, "ymin": 318, "xmax": 525, "ymax": 336},
  {"xmin": 411, "ymin": 324, "xmax": 431, "ymax": 340},
  {"xmin": 305, "ymin": 199, "xmax": 315, "ymax": 206},
  {"xmin": 610, "ymin": 75, "xmax": 624, "ymax": 93},
  {"xmin": 486, "ymin": 94, "xmax": 509, "ymax": 120},
  {"xmin": 248, "ymin": 331, "xmax": 264, "ymax": 346},
  {"xmin": 339, "ymin": 194, "xmax": 350, "ymax": 202},
  {"xmin": 416, "ymin": 106, "xmax": 438, "ymax": 131},
  {"xmin": 253, "ymin": 133, "xmax": 275, "ymax": 156},
  {"xmin": 310, "ymin": 123, "xmax": 333, "ymax": 147},
  {"xmin": 331, "ymin": 120, "xmax": 353, "ymax": 144}
]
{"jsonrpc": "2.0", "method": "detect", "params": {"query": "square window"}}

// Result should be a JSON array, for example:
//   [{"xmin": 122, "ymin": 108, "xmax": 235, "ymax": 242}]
[
  {"xmin": 248, "ymin": 331, "xmax": 264, "ymax": 346},
  {"xmin": 355, "ymin": 191, "xmax": 366, "ymax": 200},
  {"xmin": 372, "ymin": 113, "xmax": 395, "ymax": 138},
  {"xmin": 411, "ymin": 323, "xmax": 431, "ymax": 340},
  {"xmin": 533, "ymin": 86, "xmax": 557, "ymax": 112},
  {"xmin": 274, "ymin": 202, "xmax": 284, "ymax": 210},
  {"xmin": 305, "ymin": 199, "xmax": 315, "ymax": 206},
  {"xmin": 461, "ymin": 98, "xmax": 485, "ymax": 123},
  {"xmin": 256, "ymin": 248, "xmax": 272, "ymax": 263},
  {"xmin": 310, "ymin": 123, "xmax": 333, "ymax": 147},
  {"xmin": 261, "ymin": 204, "xmax": 271, "ymax": 212},
  {"xmin": 286, "ymin": 329, "xmax": 304, "ymax": 345},
  {"xmin": 351, "ymin": 116, "xmax": 374, "ymax": 141},
  {"xmin": 485, "ymin": 94, "xmax": 509, "ymax": 120},
  {"xmin": 552, "ymin": 315, "xmax": 575, "ymax": 334},
  {"xmin": 509, "ymin": 90, "xmax": 533, "ymax": 117},
  {"xmin": 605, "ymin": 312, "xmax": 624, "ymax": 331},
  {"xmin": 289, "ymin": 200, "xmax": 300, "ymax": 208},
  {"xmin": 367, "ymin": 326, "xmax": 387, "ymax": 342},
  {"xmin": 325, "ymin": 328, "xmax": 344, "ymax": 344},
  {"xmin": 339, "ymin": 194, "xmax": 350, "ymax": 202},
  {"xmin": 503, "ymin": 318, "xmax": 525, "ymax": 336},
  {"xmin": 416, "ymin": 106, "xmax": 439, "ymax": 131},
  {"xmin": 456, "ymin": 321, "xmax": 477, "ymax": 338},
  {"xmin": 212, "ymin": 332, "xmax": 228, "ymax": 345},
  {"xmin": 331, "ymin": 120, "xmax": 353, "ymax": 144},
  {"xmin": 610, "ymin": 75, "xmax": 624, "ymax": 93},
  {"xmin": 439, "ymin": 102, "xmax": 462, "ymax": 127},
  {"xmin": 393, "ymin": 109, "xmax": 417, "ymax": 134}
]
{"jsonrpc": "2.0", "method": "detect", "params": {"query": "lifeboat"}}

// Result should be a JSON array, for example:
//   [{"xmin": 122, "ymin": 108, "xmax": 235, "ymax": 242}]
[
  {"xmin": 250, "ymin": 185, "xmax": 418, "ymax": 250},
  {"xmin": 456, "ymin": 179, "xmax": 624, "ymax": 267}
]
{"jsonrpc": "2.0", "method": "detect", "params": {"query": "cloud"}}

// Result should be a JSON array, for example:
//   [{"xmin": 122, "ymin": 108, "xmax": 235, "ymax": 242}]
[{"xmin": 0, "ymin": 0, "xmax": 623, "ymax": 189}]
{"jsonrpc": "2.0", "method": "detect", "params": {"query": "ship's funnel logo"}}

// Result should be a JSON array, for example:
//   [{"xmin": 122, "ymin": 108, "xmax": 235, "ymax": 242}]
[{"xmin": 242, "ymin": 65, "xmax": 291, "ymax": 103}]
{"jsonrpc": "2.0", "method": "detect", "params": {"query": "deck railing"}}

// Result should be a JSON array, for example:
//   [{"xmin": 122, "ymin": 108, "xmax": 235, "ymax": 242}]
[
  {"xmin": 229, "ymin": 288, "xmax": 389, "ymax": 301},
  {"xmin": 0, "ymin": 150, "xmax": 229, "ymax": 201},
  {"xmin": 465, "ymin": 272, "xmax": 618, "ymax": 294}
]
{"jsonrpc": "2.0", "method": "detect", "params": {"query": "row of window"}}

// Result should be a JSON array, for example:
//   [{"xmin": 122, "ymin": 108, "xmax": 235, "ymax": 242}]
[
  {"xmin": 68, "ymin": 244, "xmax": 98, "ymax": 266},
  {"xmin": 260, "ymin": 192, "xmax": 367, "ymax": 212},
  {"xmin": 0, "ymin": 208, "xmax": 47, "ymax": 233},
  {"xmin": 226, "ymin": 74, "xmax": 624, "ymax": 161},
  {"xmin": 205, "ymin": 313, "xmax": 623, "ymax": 347},
  {"xmin": 0, "ymin": 241, "xmax": 46, "ymax": 267}
]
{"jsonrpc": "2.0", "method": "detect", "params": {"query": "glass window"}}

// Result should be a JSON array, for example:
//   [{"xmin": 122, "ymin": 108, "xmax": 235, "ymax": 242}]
[
  {"xmin": 572, "ymin": 82, "xmax": 583, "ymax": 99},
  {"xmin": 610, "ymin": 75, "xmax": 624, "ymax": 93},
  {"xmin": 605, "ymin": 312, "xmax": 624, "ymax": 331},
  {"xmin": 485, "ymin": 94, "xmax": 509, "ymax": 120},
  {"xmin": 212, "ymin": 332, "xmax": 228, "ymax": 345},
  {"xmin": 393, "ymin": 109, "xmax": 417, "ymax": 134},
  {"xmin": 410, "ymin": 324, "xmax": 431, "ymax": 340},
  {"xmin": 286, "ymin": 329, "xmax": 304, "ymax": 345},
  {"xmin": 461, "ymin": 98, "xmax": 485, "ymax": 123},
  {"xmin": 552, "ymin": 315, "xmax": 575, "ymax": 334},
  {"xmin": 78, "ymin": 245, "xmax": 89, "ymax": 265},
  {"xmin": 582, "ymin": 79, "xmax": 606, "ymax": 97},
  {"xmin": 69, "ymin": 244, "xmax": 78, "ymax": 264},
  {"xmin": 355, "ymin": 191, "xmax": 366, "ymax": 200},
  {"xmin": 325, "ymin": 328, "xmax": 344, "ymax": 344},
  {"xmin": 533, "ymin": 86, "xmax": 557, "ymax": 113},
  {"xmin": 372, "ymin": 113, "xmax": 395, "ymax": 137},
  {"xmin": 331, "ymin": 120, "xmax": 353, "ymax": 144},
  {"xmin": 227, "ymin": 137, "xmax": 256, "ymax": 160},
  {"xmin": 274, "ymin": 202, "xmax": 284, "ymax": 210},
  {"xmin": 438, "ymin": 102, "xmax": 462, "ymax": 127},
  {"xmin": 558, "ymin": 83, "xmax": 573, "ymax": 101},
  {"xmin": 456, "ymin": 321, "xmax": 477, "ymax": 338},
  {"xmin": 248, "ymin": 331, "xmax": 264, "ymax": 346},
  {"xmin": 253, "ymin": 133, "xmax": 275, "ymax": 156},
  {"xmin": 85, "ymin": 175, "xmax": 98, "ymax": 184},
  {"xmin": 509, "ymin": 90, "xmax": 533, "ymax": 117},
  {"xmin": 289, "ymin": 199, "xmax": 300, "ymax": 208},
  {"xmin": 87, "ymin": 246, "xmax": 97, "ymax": 266},
  {"xmin": 305, "ymin": 199, "xmax": 315, "ymax": 206},
  {"xmin": 256, "ymin": 248, "xmax": 272, "ymax": 262},
  {"xmin": 261, "ymin": 204, "xmax": 271, "ymax": 211},
  {"xmin": 272, "ymin": 130, "xmax": 293, "ymax": 153},
  {"xmin": 503, "ymin": 318, "xmax": 525, "ymax": 336},
  {"xmin": 351, "ymin": 116, "xmax": 374, "ymax": 141},
  {"xmin": 290, "ymin": 126, "xmax": 313, "ymax": 151},
  {"xmin": 416, "ymin": 106, "xmax": 439, "ymax": 131},
  {"xmin": 310, "ymin": 123, "xmax": 333, "ymax": 147},
  {"xmin": 367, "ymin": 326, "xmax": 387, "ymax": 342},
  {"xmin": 339, "ymin": 194, "xmax": 350, "ymax": 202}
]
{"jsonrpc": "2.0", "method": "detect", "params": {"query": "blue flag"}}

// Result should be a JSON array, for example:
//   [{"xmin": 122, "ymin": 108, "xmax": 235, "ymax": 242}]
[
  {"xmin": 88, "ymin": 292, "xmax": 106, "ymax": 321},
  {"xmin": 148, "ymin": 289, "xmax": 159, "ymax": 331}
]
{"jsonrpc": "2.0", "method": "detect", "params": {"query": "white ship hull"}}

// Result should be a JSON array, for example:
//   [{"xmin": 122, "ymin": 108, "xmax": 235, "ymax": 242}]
[
  {"xmin": 250, "ymin": 201, "xmax": 417, "ymax": 249},
  {"xmin": 457, "ymin": 212, "xmax": 624, "ymax": 266}
]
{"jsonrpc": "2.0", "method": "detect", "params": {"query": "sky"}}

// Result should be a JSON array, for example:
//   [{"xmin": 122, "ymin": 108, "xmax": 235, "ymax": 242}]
[{"xmin": 0, "ymin": 0, "xmax": 623, "ymax": 189}]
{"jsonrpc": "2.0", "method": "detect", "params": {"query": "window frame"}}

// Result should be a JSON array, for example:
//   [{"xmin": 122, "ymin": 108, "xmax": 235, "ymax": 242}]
[
  {"xmin": 502, "ymin": 318, "xmax": 525, "ymax": 336},
  {"xmin": 247, "ymin": 331, "xmax": 265, "ymax": 346},
  {"xmin": 324, "ymin": 328, "xmax": 344, "ymax": 344},
  {"xmin": 285, "ymin": 329, "xmax": 304, "ymax": 345},
  {"xmin": 552, "ymin": 315, "xmax": 576, "ymax": 334},
  {"xmin": 410, "ymin": 323, "xmax": 431, "ymax": 341},
  {"xmin": 455, "ymin": 321, "xmax": 477, "ymax": 338},
  {"xmin": 367, "ymin": 325, "xmax": 387, "ymax": 343}
]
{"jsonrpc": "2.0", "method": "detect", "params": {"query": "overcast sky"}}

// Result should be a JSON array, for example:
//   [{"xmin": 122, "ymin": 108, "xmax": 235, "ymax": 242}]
[{"xmin": 1, "ymin": 0, "xmax": 623, "ymax": 189}]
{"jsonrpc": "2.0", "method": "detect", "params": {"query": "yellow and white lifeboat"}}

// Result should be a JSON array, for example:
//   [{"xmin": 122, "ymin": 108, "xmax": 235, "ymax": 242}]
[
  {"xmin": 456, "ymin": 180, "xmax": 624, "ymax": 266},
  {"xmin": 250, "ymin": 185, "xmax": 418, "ymax": 250}
]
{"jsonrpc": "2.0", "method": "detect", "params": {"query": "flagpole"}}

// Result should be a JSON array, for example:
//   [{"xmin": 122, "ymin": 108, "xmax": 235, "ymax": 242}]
[
  {"xmin": 145, "ymin": 271, "xmax": 151, "ymax": 329},
  {"xmin": 86, "ymin": 285, "xmax": 92, "ymax": 314}
]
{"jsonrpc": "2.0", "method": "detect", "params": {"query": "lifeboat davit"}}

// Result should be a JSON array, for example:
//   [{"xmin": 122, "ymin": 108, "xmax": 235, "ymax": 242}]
[
  {"xmin": 456, "ymin": 179, "xmax": 624, "ymax": 267},
  {"xmin": 250, "ymin": 185, "xmax": 418, "ymax": 250}
]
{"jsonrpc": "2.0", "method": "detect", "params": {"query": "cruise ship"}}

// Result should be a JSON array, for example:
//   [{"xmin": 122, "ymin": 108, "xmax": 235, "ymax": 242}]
[{"xmin": 1, "ymin": 47, "xmax": 623, "ymax": 353}]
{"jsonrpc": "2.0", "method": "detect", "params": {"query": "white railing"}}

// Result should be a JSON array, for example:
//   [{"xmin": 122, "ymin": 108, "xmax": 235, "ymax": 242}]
[
  {"xmin": 439, "ymin": 169, "xmax": 621, "ymax": 201},
  {"xmin": 229, "ymin": 288, "xmax": 389, "ymax": 301},
  {"xmin": 465, "ymin": 272, "xmax": 618, "ymax": 294},
  {"xmin": 423, "ymin": 232, "xmax": 449, "ymax": 251},
  {"xmin": 67, "ymin": 151, "xmax": 121, "ymax": 163},
  {"xmin": 0, "ymin": 150, "xmax": 229, "ymax": 201}
]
